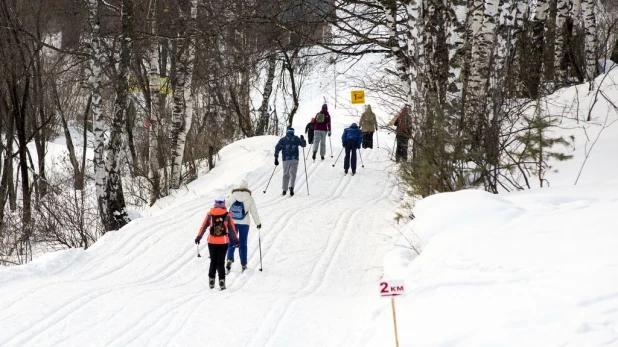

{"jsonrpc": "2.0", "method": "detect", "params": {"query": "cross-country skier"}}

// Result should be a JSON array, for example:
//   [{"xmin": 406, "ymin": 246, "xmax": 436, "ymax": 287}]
[
  {"xmin": 274, "ymin": 127, "xmax": 306, "ymax": 196},
  {"xmin": 341, "ymin": 123, "xmax": 363, "ymax": 175},
  {"xmin": 195, "ymin": 196, "xmax": 239, "ymax": 290},
  {"xmin": 359, "ymin": 104, "xmax": 377, "ymax": 149},
  {"xmin": 226, "ymin": 179, "xmax": 262, "ymax": 273},
  {"xmin": 305, "ymin": 117, "xmax": 315, "ymax": 145},
  {"xmin": 312, "ymin": 104, "xmax": 332, "ymax": 161}
]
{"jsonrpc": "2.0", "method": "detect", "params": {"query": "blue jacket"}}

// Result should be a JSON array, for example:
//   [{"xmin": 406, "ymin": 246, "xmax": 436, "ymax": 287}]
[
  {"xmin": 275, "ymin": 134, "xmax": 307, "ymax": 161},
  {"xmin": 342, "ymin": 124, "xmax": 362, "ymax": 147}
]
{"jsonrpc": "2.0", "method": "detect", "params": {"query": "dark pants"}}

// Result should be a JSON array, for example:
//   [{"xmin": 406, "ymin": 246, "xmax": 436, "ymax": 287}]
[
  {"xmin": 362, "ymin": 132, "xmax": 374, "ymax": 148},
  {"xmin": 307, "ymin": 130, "xmax": 314, "ymax": 144},
  {"xmin": 227, "ymin": 224, "xmax": 249, "ymax": 265},
  {"xmin": 395, "ymin": 134, "xmax": 408, "ymax": 162},
  {"xmin": 208, "ymin": 243, "xmax": 228, "ymax": 280},
  {"xmin": 344, "ymin": 141, "xmax": 358, "ymax": 173}
]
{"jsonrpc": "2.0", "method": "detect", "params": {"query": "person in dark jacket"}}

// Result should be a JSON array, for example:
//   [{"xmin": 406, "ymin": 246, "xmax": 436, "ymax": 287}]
[
  {"xmin": 195, "ymin": 196, "xmax": 239, "ymax": 290},
  {"xmin": 312, "ymin": 104, "xmax": 332, "ymax": 160},
  {"xmin": 341, "ymin": 123, "xmax": 363, "ymax": 175},
  {"xmin": 305, "ymin": 117, "xmax": 315, "ymax": 145},
  {"xmin": 274, "ymin": 127, "xmax": 306, "ymax": 196}
]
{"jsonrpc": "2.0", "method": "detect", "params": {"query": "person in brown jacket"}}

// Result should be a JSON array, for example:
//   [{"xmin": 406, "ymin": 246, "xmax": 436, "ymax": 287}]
[
  {"xmin": 195, "ymin": 196, "xmax": 239, "ymax": 290},
  {"xmin": 359, "ymin": 104, "xmax": 378, "ymax": 149}
]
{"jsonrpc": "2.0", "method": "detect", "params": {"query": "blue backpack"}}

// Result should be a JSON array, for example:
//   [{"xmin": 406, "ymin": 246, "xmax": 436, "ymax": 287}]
[{"xmin": 230, "ymin": 201, "xmax": 246, "ymax": 220}]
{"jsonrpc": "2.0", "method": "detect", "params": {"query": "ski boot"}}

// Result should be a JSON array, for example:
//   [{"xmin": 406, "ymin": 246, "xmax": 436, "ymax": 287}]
[
  {"xmin": 242, "ymin": 264, "xmax": 247, "ymax": 273},
  {"xmin": 282, "ymin": 190, "xmax": 287, "ymax": 196},
  {"xmin": 219, "ymin": 279, "xmax": 226, "ymax": 290},
  {"xmin": 226, "ymin": 260, "xmax": 232, "ymax": 274},
  {"xmin": 289, "ymin": 187, "xmax": 294, "ymax": 196},
  {"xmin": 209, "ymin": 277, "xmax": 215, "ymax": 289}
]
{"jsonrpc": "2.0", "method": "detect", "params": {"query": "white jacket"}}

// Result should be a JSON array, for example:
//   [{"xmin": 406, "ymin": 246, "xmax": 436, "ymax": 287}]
[{"xmin": 226, "ymin": 188, "xmax": 261, "ymax": 226}]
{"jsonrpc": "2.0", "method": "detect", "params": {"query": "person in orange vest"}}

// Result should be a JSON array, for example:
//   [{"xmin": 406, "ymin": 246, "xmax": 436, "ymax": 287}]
[{"xmin": 195, "ymin": 196, "xmax": 239, "ymax": 290}]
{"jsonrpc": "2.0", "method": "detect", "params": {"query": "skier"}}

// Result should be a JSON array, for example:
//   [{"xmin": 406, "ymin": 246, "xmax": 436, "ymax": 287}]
[
  {"xmin": 359, "ymin": 104, "xmax": 377, "ymax": 149},
  {"xmin": 274, "ymin": 127, "xmax": 307, "ymax": 196},
  {"xmin": 195, "ymin": 196, "xmax": 239, "ymax": 290},
  {"xmin": 305, "ymin": 117, "xmax": 315, "ymax": 145},
  {"xmin": 226, "ymin": 179, "xmax": 262, "ymax": 273},
  {"xmin": 312, "ymin": 104, "xmax": 332, "ymax": 161},
  {"xmin": 390, "ymin": 107, "xmax": 411, "ymax": 162},
  {"xmin": 341, "ymin": 123, "xmax": 363, "ymax": 175}
]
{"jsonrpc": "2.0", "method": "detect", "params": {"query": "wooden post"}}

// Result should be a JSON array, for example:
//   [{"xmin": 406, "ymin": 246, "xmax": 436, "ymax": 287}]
[{"xmin": 391, "ymin": 296, "xmax": 400, "ymax": 347}]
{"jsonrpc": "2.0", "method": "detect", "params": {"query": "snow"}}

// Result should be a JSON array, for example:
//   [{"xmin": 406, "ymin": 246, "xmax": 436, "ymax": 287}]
[{"xmin": 2, "ymin": 48, "xmax": 618, "ymax": 346}]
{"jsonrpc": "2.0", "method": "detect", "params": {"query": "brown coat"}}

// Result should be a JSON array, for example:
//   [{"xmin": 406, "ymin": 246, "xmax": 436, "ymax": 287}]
[{"xmin": 359, "ymin": 108, "xmax": 377, "ymax": 132}]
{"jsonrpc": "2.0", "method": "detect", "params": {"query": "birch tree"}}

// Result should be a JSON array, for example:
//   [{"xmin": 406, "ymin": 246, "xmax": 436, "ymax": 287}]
[
  {"xmin": 102, "ymin": 0, "xmax": 133, "ymax": 231},
  {"xmin": 85, "ymin": 0, "xmax": 109, "ymax": 230},
  {"xmin": 554, "ymin": 0, "xmax": 570, "ymax": 83},
  {"xmin": 255, "ymin": 51, "xmax": 278, "ymax": 136},
  {"xmin": 170, "ymin": 0, "xmax": 197, "ymax": 189},
  {"xmin": 147, "ymin": 0, "xmax": 162, "ymax": 204},
  {"xmin": 581, "ymin": 0, "xmax": 597, "ymax": 81}
]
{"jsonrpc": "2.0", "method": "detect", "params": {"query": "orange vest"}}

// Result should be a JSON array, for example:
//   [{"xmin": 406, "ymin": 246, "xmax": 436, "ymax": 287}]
[{"xmin": 196, "ymin": 207, "xmax": 238, "ymax": 244}]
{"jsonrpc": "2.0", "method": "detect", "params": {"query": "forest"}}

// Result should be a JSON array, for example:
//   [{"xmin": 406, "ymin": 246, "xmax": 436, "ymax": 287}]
[{"xmin": 0, "ymin": 0, "xmax": 615, "ymax": 264}]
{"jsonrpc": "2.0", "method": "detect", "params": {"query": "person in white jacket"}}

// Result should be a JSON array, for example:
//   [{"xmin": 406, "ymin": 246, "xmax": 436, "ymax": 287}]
[{"xmin": 226, "ymin": 179, "xmax": 262, "ymax": 272}]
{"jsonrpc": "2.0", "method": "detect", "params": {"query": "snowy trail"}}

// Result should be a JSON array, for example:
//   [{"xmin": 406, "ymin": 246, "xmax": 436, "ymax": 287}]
[{"xmin": 0, "ymin": 129, "xmax": 401, "ymax": 346}]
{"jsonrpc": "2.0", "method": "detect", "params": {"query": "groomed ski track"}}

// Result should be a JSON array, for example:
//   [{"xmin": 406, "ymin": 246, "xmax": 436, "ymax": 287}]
[{"xmin": 0, "ymin": 124, "xmax": 400, "ymax": 346}]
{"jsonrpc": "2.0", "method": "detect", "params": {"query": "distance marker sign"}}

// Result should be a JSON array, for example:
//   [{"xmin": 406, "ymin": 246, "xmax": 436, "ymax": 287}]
[
  {"xmin": 351, "ymin": 90, "xmax": 365, "ymax": 104},
  {"xmin": 379, "ymin": 280, "xmax": 406, "ymax": 297}
]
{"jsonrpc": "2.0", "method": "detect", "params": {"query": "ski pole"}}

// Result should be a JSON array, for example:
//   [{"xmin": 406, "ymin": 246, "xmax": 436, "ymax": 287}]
[
  {"xmin": 196, "ymin": 244, "xmax": 201, "ymax": 258},
  {"xmin": 329, "ymin": 136, "xmax": 333, "ymax": 158},
  {"xmin": 258, "ymin": 227, "xmax": 263, "ymax": 272},
  {"xmin": 263, "ymin": 165, "xmax": 277, "ymax": 193},
  {"xmin": 332, "ymin": 148, "xmax": 344, "ymax": 167},
  {"xmin": 302, "ymin": 147, "xmax": 310, "ymax": 195},
  {"xmin": 358, "ymin": 148, "xmax": 365, "ymax": 168},
  {"xmin": 306, "ymin": 143, "xmax": 313, "ymax": 160},
  {"xmin": 376, "ymin": 128, "xmax": 379, "ymax": 148}
]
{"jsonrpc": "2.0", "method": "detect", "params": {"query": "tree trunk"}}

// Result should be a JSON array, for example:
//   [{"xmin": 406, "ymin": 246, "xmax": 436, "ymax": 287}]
[
  {"xmin": 85, "ymin": 0, "xmax": 108, "ymax": 231},
  {"xmin": 581, "ymin": 0, "xmax": 597, "ymax": 81},
  {"xmin": 170, "ymin": 0, "xmax": 197, "ymax": 189},
  {"xmin": 147, "ymin": 0, "xmax": 161, "ymax": 205},
  {"xmin": 256, "ymin": 51, "xmax": 277, "ymax": 136},
  {"xmin": 554, "ymin": 0, "xmax": 569, "ymax": 84},
  {"xmin": 103, "ymin": 0, "xmax": 133, "ymax": 231}
]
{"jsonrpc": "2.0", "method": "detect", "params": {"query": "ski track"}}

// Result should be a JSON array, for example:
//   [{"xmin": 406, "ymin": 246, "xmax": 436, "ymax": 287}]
[{"xmin": 0, "ymin": 133, "xmax": 400, "ymax": 347}]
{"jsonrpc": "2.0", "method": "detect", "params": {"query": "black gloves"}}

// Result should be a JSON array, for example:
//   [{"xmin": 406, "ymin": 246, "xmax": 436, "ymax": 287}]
[
  {"xmin": 275, "ymin": 158, "xmax": 279, "ymax": 166},
  {"xmin": 195, "ymin": 236, "xmax": 201, "ymax": 245},
  {"xmin": 300, "ymin": 135, "xmax": 305, "ymax": 140},
  {"xmin": 328, "ymin": 132, "xmax": 331, "ymax": 137},
  {"xmin": 257, "ymin": 224, "xmax": 262, "ymax": 229}
]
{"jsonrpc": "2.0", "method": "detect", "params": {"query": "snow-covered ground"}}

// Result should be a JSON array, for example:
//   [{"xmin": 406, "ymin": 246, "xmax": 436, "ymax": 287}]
[{"xmin": 2, "ymin": 50, "xmax": 618, "ymax": 346}]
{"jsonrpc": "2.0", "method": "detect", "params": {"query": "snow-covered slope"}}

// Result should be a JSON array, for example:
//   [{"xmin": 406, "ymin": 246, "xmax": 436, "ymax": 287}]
[
  {"xmin": 0, "ymin": 123, "xmax": 402, "ymax": 346},
  {"xmin": 369, "ymin": 71, "xmax": 618, "ymax": 346}
]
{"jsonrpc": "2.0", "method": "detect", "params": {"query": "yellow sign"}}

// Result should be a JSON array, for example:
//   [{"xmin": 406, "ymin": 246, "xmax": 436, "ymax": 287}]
[{"xmin": 351, "ymin": 90, "xmax": 365, "ymax": 104}]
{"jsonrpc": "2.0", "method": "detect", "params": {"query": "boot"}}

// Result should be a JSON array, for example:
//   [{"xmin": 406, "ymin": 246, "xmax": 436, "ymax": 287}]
[
  {"xmin": 219, "ymin": 279, "xmax": 226, "ymax": 290},
  {"xmin": 289, "ymin": 187, "xmax": 294, "ymax": 196},
  {"xmin": 226, "ymin": 259, "xmax": 232, "ymax": 274},
  {"xmin": 312, "ymin": 152, "xmax": 316, "ymax": 160},
  {"xmin": 242, "ymin": 264, "xmax": 247, "ymax": 272},
  {"xmin": 209, "ymin": 277, "xmax": 215, "ymax": 289},
  {"xmin": 321, "ymin": 156, "xmax": 325, "ymax": 160},
  {"xmin": 282, "ymin": 190, "xmax": 287, "ymax": 196}
]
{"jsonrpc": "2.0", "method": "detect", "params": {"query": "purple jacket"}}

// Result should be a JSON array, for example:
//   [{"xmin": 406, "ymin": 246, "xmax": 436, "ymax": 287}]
[{"xmin": 313, "ymin": 104, "xmax": 332, "ymax": 132}]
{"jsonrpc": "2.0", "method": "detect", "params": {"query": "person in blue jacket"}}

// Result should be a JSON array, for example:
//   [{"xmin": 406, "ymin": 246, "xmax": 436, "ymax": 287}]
[
  {"xmin": 275, "ymin": 127, "xmax": 306, "ymax": 196},
  {"xmin": 341, "ymin": 123, "xmax": 363, "ymax": 175}
]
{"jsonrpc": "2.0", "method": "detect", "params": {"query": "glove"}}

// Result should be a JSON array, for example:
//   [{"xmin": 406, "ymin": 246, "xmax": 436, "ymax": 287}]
[
  {"xmin": 300, "ymin": 135, "xmax": 305, "ymax": 140},
  {"xmin": 275, "ymin": 158, "xmax": 279, "ymax": 166},
  {"xmin": 328, "ymin": 132, "xmax": 331, "ymax": 137},
  {"xmin": 234, "ymin": 241, "xmax": 240, "ymax": 248},
  {"xmin": 257, "ymin": 224, "xmax": 262, "ymax": 229},
  {"xmin": 194, "ymin": 236, "xmax": 201, "ymax": 245}
]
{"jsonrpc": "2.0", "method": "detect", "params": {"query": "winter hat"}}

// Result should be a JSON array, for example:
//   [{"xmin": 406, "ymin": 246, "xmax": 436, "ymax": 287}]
[
  {"xmin": 214, "ymin": 195, "xmax": 226, "ymax": 208},
  {"xmin": 351, "ymin": 122, "xmax": 358, "ymax": 127},
  {"xmin": 322, "ymin": 104, "xmax": 328, "ymax": 111},
  {"xmin": 311, "ymin": 117, "xmax": 315, "ymax": 122},
  {"xmin": 366, "ymin": 104, "xmax": 372, "ymax": 110},
  {"xmin": 239, "ymin": 179, "xmax": 249, "ymax": 190},
  {"xmin": 286, "ymin": 127, "xmax": 295, "ymax": 134}
]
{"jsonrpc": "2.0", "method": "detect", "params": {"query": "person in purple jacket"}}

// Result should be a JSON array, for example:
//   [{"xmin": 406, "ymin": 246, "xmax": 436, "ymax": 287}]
[{"xmin": 312, "ymin": 104, "xmax": 332, "ymax": 161}]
